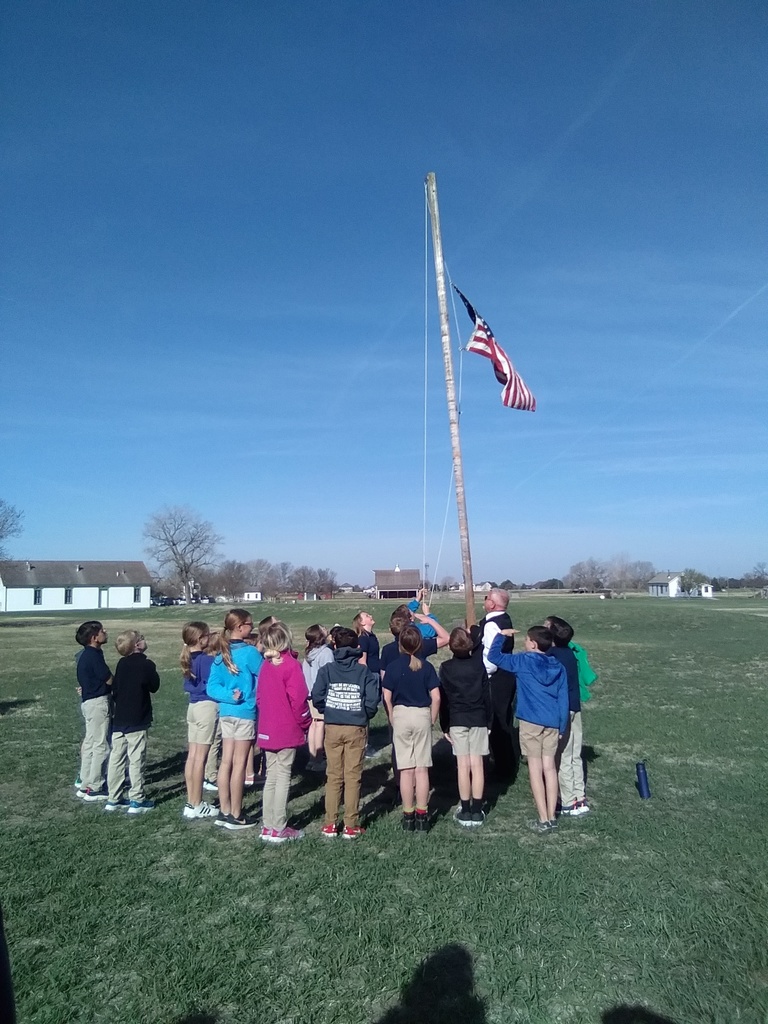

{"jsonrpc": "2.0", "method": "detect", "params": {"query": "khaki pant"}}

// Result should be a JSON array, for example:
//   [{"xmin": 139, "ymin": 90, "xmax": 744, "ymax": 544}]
[
  {"xmin": 262, "ymin": 748, "xmax": 296, "ymax": 832},
  {"xmin": 205, "ymin": 719, "xmax": 222, "ymax": 783},
  {"xmin": 107, "ymin": 729, "xmax": 148, "ymax": 803},
  {"xmin": 323, "ymin": 724, "xmax": 367, "ymax": 828},
  {"xmin": 557, "ymin": 711, "xmax": 585, "ymax": 807},
  {"xmin": 79, "ymin": 695, "xmax": 111, "ymax": 790}
]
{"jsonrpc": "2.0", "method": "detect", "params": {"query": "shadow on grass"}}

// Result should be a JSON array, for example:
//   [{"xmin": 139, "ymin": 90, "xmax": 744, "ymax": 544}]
[
  {"xmin": 602, "ymin": 1007, "xmax": 678, "ymax": 1024},
  {"xmin": 173, "ymin": 1015, "xmax": 219, "ymax": 1024},
  {"xmin": 0, "ymin": 698, "xmax": 38, "ymax": 716},
  {"xmin": 376, "ymin": 943, "xmax": 485, "ymax": 1024},
  {"xmin": 145, "ymin": 750, "xmax": 186, "ymax": 784},
  {"xmin": 582, "ymin": 744, "xmax": 599, "ymax": 787}
]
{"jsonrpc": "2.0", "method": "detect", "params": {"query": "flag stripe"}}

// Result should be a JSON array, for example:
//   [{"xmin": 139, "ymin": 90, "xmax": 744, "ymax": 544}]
[{"xmin": 454, "ymin": 287, "xmax": 536, "ymax": 411}]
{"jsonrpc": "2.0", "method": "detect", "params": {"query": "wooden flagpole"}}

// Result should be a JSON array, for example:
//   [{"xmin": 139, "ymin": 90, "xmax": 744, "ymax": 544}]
[{"xmin": 425, "ymin": 172, "xmax": 476, "ymax": 627}]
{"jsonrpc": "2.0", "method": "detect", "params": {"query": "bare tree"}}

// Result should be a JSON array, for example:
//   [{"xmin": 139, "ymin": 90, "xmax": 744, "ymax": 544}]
[
  {"xmin": 679, "ymin": 567, "xmax": 710, "ymax": 594},
  {"xmin": 143, "ymin": 506, "xmax": 222, "ymax": 602},
  {"xmin": 316, "ymin": 568, "xmax": 337, "ymax": 598},
  {"xmin": 605, "ymin": 555, "xmax": 656, "ymax": 592},
  {"xmin": 564, "ymin": 558, "xmax": 606, "ymax": 592},
  {"xmin": 744, "ymin": 562, "xmax": 768, "ymax": 588},
  {"xmin": 289, "ymin": 565, "xmax": 319, "ymax": 595},
  {"xmin": 216, "ymin": 560, "xmax": 251, "ymax": 601},
  {"xmin": 246, "ymin": 559, "xmax": 273, "ymax": 588},
  {"xmin": 0, "ymin": 499, "xmax": 23, "ymax": 560},
  {"xmin": 275, "ymin": 561, "xmax": 294, "ymax": 595}
]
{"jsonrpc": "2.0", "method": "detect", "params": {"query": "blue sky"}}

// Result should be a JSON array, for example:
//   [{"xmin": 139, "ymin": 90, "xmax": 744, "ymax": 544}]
[{"xmin": 2, "ymin": 1, "xmax": 766, "ymax": 586}]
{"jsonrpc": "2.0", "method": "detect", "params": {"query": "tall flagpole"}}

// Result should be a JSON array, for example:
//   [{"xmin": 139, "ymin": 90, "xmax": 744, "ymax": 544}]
[{"xmin": 425, "ymin": 172, "xmax": 476, "ymax": 627}]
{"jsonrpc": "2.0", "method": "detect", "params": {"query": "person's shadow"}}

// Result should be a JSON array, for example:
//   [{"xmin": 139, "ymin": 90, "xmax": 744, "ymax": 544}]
[
  {"xmin": 602, "ymin": 1006, "xmax": 677, "ymax": 1023},
  {"xmin": 375, "ymin": 944, "xmax": 485, "ymax": 1024}
]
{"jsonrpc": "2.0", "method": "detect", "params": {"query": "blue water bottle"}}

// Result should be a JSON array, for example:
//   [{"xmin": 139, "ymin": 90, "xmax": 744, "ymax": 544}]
[{"xmin": 636, "ymin": 761, "xmax": 651, "ymax": 799}]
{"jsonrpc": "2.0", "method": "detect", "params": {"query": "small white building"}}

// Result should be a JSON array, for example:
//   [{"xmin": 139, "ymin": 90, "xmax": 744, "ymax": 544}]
[
  {"xmin": 242, "ymin": 591, "xmax": 263, "ymax": 602},
  {"xmin": 647, "ymin": 572, "xmax": 684, "ymax": 597},
  {"xmin": 0, "ymin": 561, "xmax": 152, "ymax": 613},
  {"xmin": 691, "ymin": 583, "xmax": 714, "ymax": 599}
]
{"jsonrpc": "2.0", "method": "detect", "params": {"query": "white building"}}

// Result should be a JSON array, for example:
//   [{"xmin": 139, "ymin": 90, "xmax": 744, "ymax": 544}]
[
  {"xmin": 647, "ymin": 572, "xmax": 684, "ymax": 597},
  {"xmin": 242, "ymin": 591, "xmax": 263, "ymax": 602},
  {"xmin": 0, "ymin": 561, "xmax": 153, "ymax": 614}
]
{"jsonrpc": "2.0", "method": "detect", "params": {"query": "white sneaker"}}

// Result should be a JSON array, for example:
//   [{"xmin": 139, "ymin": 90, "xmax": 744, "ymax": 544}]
[
  {"xmin": 570, "ymin": 801, "xmax": 591, "ymax": 817},
  {"xmin": 182, "ymin": 801, "xmax": 218, "ymax": 819},
  {"xmin": 203, "ymin": 780, "xmax": 218, "ymax": 792}
]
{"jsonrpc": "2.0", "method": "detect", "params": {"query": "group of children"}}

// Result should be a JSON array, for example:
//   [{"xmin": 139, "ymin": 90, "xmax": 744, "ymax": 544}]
[{"xmin": 73, "ymin": 594, "xmax": 596, "ymax": 840}]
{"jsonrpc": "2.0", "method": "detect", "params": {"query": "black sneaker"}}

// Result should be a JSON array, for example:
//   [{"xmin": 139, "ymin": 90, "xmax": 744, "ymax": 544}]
[
  {"xmin": 453, "ymin": 807, "xmax": 474, "ymax": 827},
  {"xmin": 414, "ymin": 813, "xmax": 430, "ymax": 833},
  {"xmin": 470, "ymin": 810, "xmax": 485, "ymax": 827},
  {"xmin": 223, "ymin": 814, "xmax": 258, "ymax": 831},
  {"xmin": 402, "ymin": 812, "xmax": 415, "ymax": 832}
]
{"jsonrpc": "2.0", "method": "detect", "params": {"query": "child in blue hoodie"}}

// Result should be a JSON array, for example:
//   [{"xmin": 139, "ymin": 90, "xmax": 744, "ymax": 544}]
[{"xmin": 488, "ymin": 625, "xmax": 568, "ymax": 835}]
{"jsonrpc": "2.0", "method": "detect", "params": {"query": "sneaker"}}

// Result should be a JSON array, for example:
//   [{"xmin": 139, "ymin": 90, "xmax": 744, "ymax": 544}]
[
  {"xmin": 262, "ymin": 826, "xmax": 304, "ymax": 844},
  {"xmin": 454, "ymin": 807, "xmax": 474, "ymax": 828},
  {"xmin": 414, "ymin": 813, "xmax": 430, "ymax": 833},
  {"xmin": 526, "ymin": 818, "xmax": 554, "ymax": 834},
  {"xmin": 74, "ymin": 776, "xmax": 82, "ymax": 790},
  {"xmin": 244, "ymin": 776, "xmax": 256, "ymax": 788},
  {"xmin": 213, "ymin": 813, "xmax": 229, "ymax": 827},
  {"xmin": 470, "ymin": 810, "xmax": 486, "ymax": 827},
  {"xmin": 402, "ymin": 812, "xmax": 415, "ymax": 832},
  {"xmin": 321, "ymin": 823, "xmax": 339, "ymax": 838},
  {"xmin": 342, "ymin": 826, "xmax": 365, "ymax": 840},
  {"xmin": 570, "ymin": 800, "xmax": 591, "ymax": 817},
  {"xmin": 182, "ymin": 801, "xmax": 218, "ymax": 820},
  {"xmin": 559, "ymin": 802, "xmax": 578, "ymax": 817},
  {"xmin": 127, "ymin": 799, "xmax": 155, "ymax": 814},
  {"xmin": 277, "ymin": 826, "xmax": 304, "ymax": 841},
  {"xmin": 202, "ymin": 779, "xmax": 218, "ymax": 792},
  {"xmin": 223, "ymin": 814, "xmax": 258, "ymax": 831},
  {"xmin": 78, "ymin": 787, "xmax": 108, "ymax": 802},
  {"xmin": 364, "ymin": 744, "xmax": 379, "ymax": 760},
  {"xmin": 104, "ymin": 798, "xmax": 129, "ymax": 812}
]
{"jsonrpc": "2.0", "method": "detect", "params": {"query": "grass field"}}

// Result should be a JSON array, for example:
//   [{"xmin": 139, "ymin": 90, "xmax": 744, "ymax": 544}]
[{"xmin": 1, "ymin": 595, "xmax": 767, "ymax": 1024}]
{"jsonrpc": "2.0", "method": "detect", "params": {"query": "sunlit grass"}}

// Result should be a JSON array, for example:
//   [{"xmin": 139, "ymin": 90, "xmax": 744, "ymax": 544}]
[{"xmin": 1, "ymin": 596, "xmax": 767, "ymax": 1023}]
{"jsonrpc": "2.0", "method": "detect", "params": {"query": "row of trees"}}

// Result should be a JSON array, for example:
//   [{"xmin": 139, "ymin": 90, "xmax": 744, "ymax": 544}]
[{"xmin": 143, "ymin": 506, "xmax": 338, "ymax": 600}]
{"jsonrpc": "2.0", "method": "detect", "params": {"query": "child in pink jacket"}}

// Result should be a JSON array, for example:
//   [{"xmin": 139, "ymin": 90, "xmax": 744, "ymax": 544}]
[{"xmin": 256, "ymin": 622, "xmax": 311, "ymax": 844}]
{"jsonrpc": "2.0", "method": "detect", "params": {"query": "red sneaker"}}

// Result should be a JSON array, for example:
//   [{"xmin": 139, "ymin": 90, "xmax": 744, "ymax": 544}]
[
  {"xmin": 321, "ymin": 823, "xmax": 338, "ymax": 838},
  {"xmin": 342, "ymin": 826, "xmax": 365, "ymax": 840}
]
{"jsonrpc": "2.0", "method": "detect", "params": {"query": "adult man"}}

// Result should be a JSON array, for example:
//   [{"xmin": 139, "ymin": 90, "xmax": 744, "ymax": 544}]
[{"xmin": 476, "ymin": 588, "xmax": 518, "ymax": 780}]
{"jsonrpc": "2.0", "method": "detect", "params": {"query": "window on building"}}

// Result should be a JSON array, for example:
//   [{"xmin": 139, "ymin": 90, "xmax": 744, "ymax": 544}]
[
  {"xmin": 64, "ymin": 588, "xmax": 73, "ymax": 605},
  {"xmin": 133, "ymin": 587, "xmax": 141, "ymax": 603},
  {"xmin": 33, "ymin": 589, "xmax": 42, "ymax": 606}
]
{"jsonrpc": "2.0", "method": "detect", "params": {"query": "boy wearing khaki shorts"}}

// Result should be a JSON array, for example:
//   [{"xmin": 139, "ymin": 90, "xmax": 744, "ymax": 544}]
[
  {"xmin": 488, "ymin": 625, "xmax": 569, "ymax": 834},
  {"xmin": 438, "ymin": 627, "xmax": 492, "ymax": 827}
]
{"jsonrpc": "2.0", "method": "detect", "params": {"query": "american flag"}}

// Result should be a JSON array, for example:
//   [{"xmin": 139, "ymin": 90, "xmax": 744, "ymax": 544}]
[{"xmin": 454, "ymin": 286, "xmax": 536, "ymax": 412}]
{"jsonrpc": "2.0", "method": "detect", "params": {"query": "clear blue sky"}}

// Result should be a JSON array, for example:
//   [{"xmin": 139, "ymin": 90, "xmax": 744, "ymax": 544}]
[{"xmin": 2, "ymin": 1, "xmax": 766, "ymax": 586}]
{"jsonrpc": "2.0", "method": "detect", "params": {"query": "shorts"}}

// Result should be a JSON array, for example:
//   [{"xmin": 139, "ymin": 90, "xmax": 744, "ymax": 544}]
[
  {"xmin": 187, "ymin": 700, "xmax": 219, "ymax": 746},
  {"xmin": 220, "ymin": 716, "xmax": 256, "ymax": 741},
  {"xmin": 308, "ymin": 699, "xmax": 324, "ymax": 722},
  {"xmin": 450, "ymin": 725, "xmax": 489, "ymax": 757},
  {"xmin": 391, "ymin": 705, "xmax": 433, "ymax": 769},
  {"xmin": 519, "ymin": 720, "xmax": 559, "ymax": 758}
]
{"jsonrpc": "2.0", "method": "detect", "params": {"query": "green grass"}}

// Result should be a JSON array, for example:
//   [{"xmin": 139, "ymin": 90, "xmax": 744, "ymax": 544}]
[{"xmin": 1, "ymin": 597, "xmax": 767, "ymax": 1024}]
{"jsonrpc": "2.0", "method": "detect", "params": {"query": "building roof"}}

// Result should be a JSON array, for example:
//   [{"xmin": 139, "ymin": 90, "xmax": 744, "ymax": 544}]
[
  {"xmin": 647, "ymin": 572, "xmax": 683, "ymax": 585},
  {"xmin": 0, "ymin": 561, "xmax": 153, "ymax": 588},
  {"xmin": 373, "ymin": 569, "xmax": 420, "ymax": 589}
]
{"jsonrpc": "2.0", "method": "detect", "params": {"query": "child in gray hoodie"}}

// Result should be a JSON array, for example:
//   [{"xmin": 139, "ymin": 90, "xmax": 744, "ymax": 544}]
[{"xmin": 311, "ymin": 627, "xmax": 380, "ymax": 839}]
